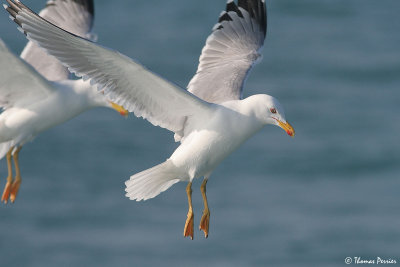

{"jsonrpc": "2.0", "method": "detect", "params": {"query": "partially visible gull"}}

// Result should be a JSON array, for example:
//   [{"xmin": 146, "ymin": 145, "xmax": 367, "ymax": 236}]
[
  {"xmin": 5, "ymin": 0, "xmax": 295, "ymax": 238},
  {"xmin": 0, "ymin": 0, "xmax": 127, "ymax": 204},
  {"xmin": 20, "ymin": 0, "xmax": 96, "ymax": 81}
]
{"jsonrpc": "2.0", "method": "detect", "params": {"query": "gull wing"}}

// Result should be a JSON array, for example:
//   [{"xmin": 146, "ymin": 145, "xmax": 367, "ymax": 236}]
[
  {"xmin": 5, "ymin": 0, "xmax": 212, "ymax": 134},
  {"xmin": 20, "ymin": 0, "xmax": 95, "ymax": 81},
  {"xmin": 188, "ymin": 0, "xmax": 266, "ymax": 103},
  {"xmin": 0, "ymin": 39, "xmax": 55, "ymax": 109}
]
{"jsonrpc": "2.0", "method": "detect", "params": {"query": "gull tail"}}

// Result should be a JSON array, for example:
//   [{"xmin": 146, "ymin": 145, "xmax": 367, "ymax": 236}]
[{"xmin": 125, "ymin": 161, "xmax": 180, "ymax": 201}]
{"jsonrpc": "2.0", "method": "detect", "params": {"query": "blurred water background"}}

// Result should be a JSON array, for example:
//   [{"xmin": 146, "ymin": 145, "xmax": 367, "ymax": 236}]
[{"xmin": 0, "ymin": 0, "xmax": 399, "ymax": 266}]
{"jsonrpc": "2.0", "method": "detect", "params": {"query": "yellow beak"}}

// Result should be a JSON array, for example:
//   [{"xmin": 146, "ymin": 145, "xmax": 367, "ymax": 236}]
[
  {"xmin": 276, "ymin": 119, "xmax": 295, "ymax": 137},
  {"xmin": 110, "ymin": 102, "xmax": 129, "ymax": 117}
]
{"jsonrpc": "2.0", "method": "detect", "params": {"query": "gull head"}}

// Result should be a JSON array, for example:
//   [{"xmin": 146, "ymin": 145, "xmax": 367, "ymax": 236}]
[
  {"xmin": 248, "ymin": 94, "xmax": 295, "ymax": 137},
  {"xmin": 73, "ymin": 80, "xmax": 128, "ymax": 117}
]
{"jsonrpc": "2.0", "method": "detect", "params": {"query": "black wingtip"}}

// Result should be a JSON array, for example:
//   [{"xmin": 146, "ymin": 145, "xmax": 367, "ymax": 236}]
[
  {"xmin": 216, "ymin": 0, "xmax": 267, "ymax": 37},
  {"xmin": 218, "ymin": 12, "xmax": 233, "ymax": 23},
  {"xmin": 86, "ymin": 0, "xmax": 94, "ymax": 18},
  {"xmin": 6, "ymin": 0, "xmax": 92, "ymax": 42},
  {"xmin": 73, "ymin": 0, "xmax": 94, "ymax": 18},
  {"xmin": 4, "ymin": 0, "xmax": 23, "ymax": 29},
  {"xmin": 226, "ymin": 0, "xmax": 243, "ymax": 18},
  {"xmin": 237, "ymin": 0, "xmax": 267, "ymax": 36},
  {"xmin": 45, "ymin": 0, "xmax": 94, "ymax": 18}
]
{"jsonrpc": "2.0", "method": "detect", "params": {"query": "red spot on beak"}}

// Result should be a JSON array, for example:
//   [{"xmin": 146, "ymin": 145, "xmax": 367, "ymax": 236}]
[{"xmin": 275, "ymin": 119, "xmax": 295, "ymax": 137}]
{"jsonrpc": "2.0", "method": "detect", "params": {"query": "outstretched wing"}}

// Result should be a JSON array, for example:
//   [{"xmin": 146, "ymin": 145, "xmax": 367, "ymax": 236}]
[
  {"xmin": 0, "ymin": 39, "xmax": 54, "ymax": 109},
  {"xmin": 5, "ymin": 0, "xmax": 212, "ymax": 135},
  {"xmin": 20, "ymin": 0, "xmax": 95, "ymax": 81},
  {"xmin": 188, "ymin": 0, "xmax": 267, "ymax": 103}
]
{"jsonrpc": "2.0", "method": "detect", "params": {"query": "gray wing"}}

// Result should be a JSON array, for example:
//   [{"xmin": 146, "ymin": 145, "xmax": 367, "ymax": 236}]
[
  {"xmin": 0, "ymin": 39, "xmax": 54, "ymax": 110},
  {"xmin": 20, "ymin": 0, "xmax": 94, "ymax": 81},
  {"xmin": 5, "ymin": 0, "xmax": 213, "ymax": 135},
  {"xmin": 188, "ymin": 0, "xmax": 266, "ymax": 103}
]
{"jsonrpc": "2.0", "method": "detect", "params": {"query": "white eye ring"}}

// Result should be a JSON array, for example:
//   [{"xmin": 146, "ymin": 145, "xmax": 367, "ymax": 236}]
[{"xmin": 270, "ymin": 108, "xmax": 277, "ymax": 114}]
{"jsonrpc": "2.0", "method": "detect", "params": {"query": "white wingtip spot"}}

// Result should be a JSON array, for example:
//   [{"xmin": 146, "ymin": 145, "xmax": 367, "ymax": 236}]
[
  {"xmin": 212, "ymin": 23, "xmax": 222, "ymax": 31},
  {"xmin": 17, "ymin": 27, "xmax": 24, "ymax": 34},
  {"xmin": 86, "ymin": 32, "xmax": 98, "ymax": 42},
  {"xmin": 2, "ymin": 4, "xmax": 8, "ymax": 10}
]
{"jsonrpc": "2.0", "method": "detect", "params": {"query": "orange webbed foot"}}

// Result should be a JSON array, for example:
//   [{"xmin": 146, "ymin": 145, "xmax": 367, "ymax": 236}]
[
  {"xmin": 199, "ymin": 210, "xmax": 210, "ymax": 238},
  {"xmin": 9, "ymin": 179, "xmax": 21, "ymax": 203},
  {"xmin": 183, "ymin": 211, "xmax": 194, "ymax": 240},
  {"xmin": 1, "ymin": 181, "xmax": 12, "ymax": 204}
]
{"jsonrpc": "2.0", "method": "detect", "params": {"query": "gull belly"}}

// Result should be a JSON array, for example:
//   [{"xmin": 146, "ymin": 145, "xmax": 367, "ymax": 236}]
[{"xmin": 170, "ymin": 104, "xmax": 264, "ymax": 181}]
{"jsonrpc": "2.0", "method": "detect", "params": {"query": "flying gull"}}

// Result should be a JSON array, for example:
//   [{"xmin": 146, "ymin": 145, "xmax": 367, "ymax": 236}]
[
  {"xmin": 4, "ymin": 0, "xmax": 295, "ymax": 238},
  {"xmin": 0, "ymin": 0, "xmax": 127, "ymax": 204}
]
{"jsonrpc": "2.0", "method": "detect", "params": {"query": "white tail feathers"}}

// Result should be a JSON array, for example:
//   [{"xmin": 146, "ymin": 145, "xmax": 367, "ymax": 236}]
[{"xmin": 125, "ymin": 161, "xmax": 180, "ymax": 201}]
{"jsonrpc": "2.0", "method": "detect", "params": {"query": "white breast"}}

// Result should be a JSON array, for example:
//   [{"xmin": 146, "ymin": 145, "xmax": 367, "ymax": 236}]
[{"xmin": 169, "ymin": 103, "xmax": 264, "ymax": 180}]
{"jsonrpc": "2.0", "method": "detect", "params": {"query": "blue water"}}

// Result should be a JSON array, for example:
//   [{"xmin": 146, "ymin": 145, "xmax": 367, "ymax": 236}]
[{"xmin": 1, "ymin": 0, "xmax": 399, "ymax": 266}]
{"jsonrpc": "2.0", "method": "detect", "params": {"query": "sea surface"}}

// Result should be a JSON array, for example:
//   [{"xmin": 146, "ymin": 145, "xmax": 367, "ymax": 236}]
[{"xmin": 0, "ymin": 0, "xmax": 399, "ymax": 266}]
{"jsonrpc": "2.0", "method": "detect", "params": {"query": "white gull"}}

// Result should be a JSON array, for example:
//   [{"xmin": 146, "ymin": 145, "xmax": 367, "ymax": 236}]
[
  {"xmin": 5, "ymin": 0, "xmax": 295, "ymax": 238},
  {"xmin": 0, "ymin": 0, "xmax": 127, "ymax": 203}
]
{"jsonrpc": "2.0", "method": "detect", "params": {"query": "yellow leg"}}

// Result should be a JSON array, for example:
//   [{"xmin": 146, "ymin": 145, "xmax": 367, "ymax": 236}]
[
  {"xmin": 10, "ymin": 146, "xmax": 22, "ymax": 203},
  {"xmin": 199, "ymin": 178, "xmax": 210, "ymax": 238},
  {"xmin": 1, "ymin": 147, "xmax": 14, "ymax": 204},
  {"xmin": 183, "ymin": 181, "xmax": 194, "ymax": 240}
]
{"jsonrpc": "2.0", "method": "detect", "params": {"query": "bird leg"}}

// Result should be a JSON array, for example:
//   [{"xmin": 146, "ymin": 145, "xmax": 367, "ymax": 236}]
[
  {"xmin": 183, "ymin": 181, "xmax": 194, "ymax": 240},
  {"xmin": 1, "ymin": 147, "xmax": 14, "ymax": 203},
  {"xmin": 10, "ymin": 146, "xmax": 22, "ymax": 203},
  {"xmin": 199, "ymin": 178, "xmax": 210, "ymax": 238}
]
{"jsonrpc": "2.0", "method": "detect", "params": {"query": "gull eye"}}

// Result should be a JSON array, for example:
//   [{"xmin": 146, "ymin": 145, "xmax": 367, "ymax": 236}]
[{"xmin": 270, "ymin": 108, "xmax": 277, "ymax": 114}]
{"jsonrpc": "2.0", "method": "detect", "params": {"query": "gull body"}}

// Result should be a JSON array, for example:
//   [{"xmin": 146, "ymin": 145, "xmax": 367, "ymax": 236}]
[
  {"xmin": 170, "ymin": 95, "xmax": 278, "ymax": 181},
  {"xmin": 0, "ymin": 0, "xmax": 127, "ymax": 203},
  {"xmin": 5, "ymin": 0, "xmax": 295, "ymax": 238},
  {"xmin": 0, "ymin": 79, "xmax": 114, "ymax": 146},
  {"xmin": 125, "ymin": 94, "xmax": 288, "ymax": 202}
]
